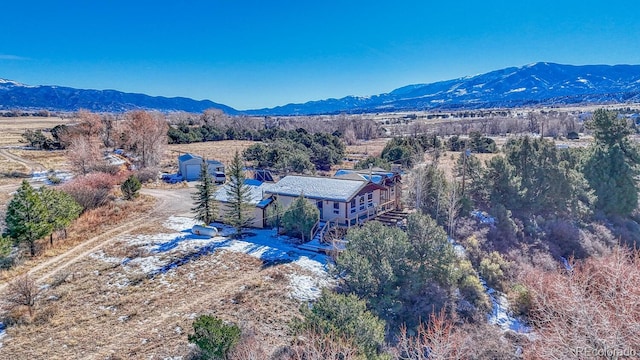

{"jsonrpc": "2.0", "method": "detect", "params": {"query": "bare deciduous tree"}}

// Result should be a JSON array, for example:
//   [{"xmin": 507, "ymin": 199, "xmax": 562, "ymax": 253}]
[
  {"xmin": 523, "ymin": 247, "xmax": 640, "ymax": 359},
  {"xmin": 393, "ymin": 309, "xmax": 463, "ymax": 360},
  {"xmin": 68, "ymin": 135, "xmax": 102, "ymax": 175},
  {"xmin": 4, "ymin": 274, "xmax": 40, "ymax": 317},
  {"xmin": 122, "ymin": 110, "xmax": 168, "ymax": 168},
  {"xmin": 274, "ymin": 330, "xmax": 359, "ymax": 360}
]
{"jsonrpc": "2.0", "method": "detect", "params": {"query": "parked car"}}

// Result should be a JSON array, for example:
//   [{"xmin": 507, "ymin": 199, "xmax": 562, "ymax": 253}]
[
  {"xmin": 214, "ymin": 172, "xmax": 226, "ymax": 184},
  {"xmin": 161, "ymin": 173, "xmax": 183, "ymax": 184}
]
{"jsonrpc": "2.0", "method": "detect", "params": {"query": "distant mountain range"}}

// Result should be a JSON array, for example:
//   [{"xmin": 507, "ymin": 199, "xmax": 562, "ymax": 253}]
[
  {"xmin": 2, "ymin": 62, "xmax": 640, "ymax": 116},
  {"xmin": 0, "ymin": 79, "xmax": 238, "ymax": 114}
]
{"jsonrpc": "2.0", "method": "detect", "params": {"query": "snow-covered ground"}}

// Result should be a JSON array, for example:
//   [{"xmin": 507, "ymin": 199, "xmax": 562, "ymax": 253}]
[
  {"xmin": 484, "ymin": 283, "xmax": 531, "ymax": 333},
  {"xmin": 31, "ymin": 170, "xmax": 73, "ymax": 185},
  {"xmin": 449, "ymin": 236, "xmax": 530, "ymax": 334},
  {"xmin": 92, "ymin": 216, "xmax": 332, "ymax": 301}
]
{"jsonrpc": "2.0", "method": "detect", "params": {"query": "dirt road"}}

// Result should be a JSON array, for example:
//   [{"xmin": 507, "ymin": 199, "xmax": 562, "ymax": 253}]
[
  {"xmin": 0, "ymin": 187, "xmax": 195, "ymax": 291},
  {"xmin": 0, "ymin": 148, "xmax": 46, "ymax": 174}
]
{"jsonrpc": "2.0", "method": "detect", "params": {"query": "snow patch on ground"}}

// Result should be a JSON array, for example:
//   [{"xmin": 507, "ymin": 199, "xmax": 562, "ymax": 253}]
[
  {"xmin": 163, "ymin": 216, "xmax": 200, "ymax": 232},
  {"xmin": 486, "ymin": 286, "xmax": 531, "ymax": 333},
  {"xmin": 112, "ymin": 216, "xmax": 331, "ymax": 301},
  {"xmin": 31, "ymin": 170, "xmax": 74, "ymax": 185},
  {"xmin": 90, "ymin": 250, "xmax": 124, "ymax": 265}
]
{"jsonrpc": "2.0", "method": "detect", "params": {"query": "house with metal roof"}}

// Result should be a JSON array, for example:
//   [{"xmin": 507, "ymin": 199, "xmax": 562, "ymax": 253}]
[
  {"xmin": 214, "ymin": 179, "xmax": 273, "ymax": 228},
  {"xmin": 178, "ymin": 153, "xmax": 224, "ymax": 181},
  {"xmin": 265, "ymin": 174, "xmax": 397, "ymax": 227}
]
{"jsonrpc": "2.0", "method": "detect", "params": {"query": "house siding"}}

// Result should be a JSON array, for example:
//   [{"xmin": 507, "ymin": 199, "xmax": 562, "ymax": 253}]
[{"xmin": 217, "ymin": 203, "xmax": 265, "ymax": 229}]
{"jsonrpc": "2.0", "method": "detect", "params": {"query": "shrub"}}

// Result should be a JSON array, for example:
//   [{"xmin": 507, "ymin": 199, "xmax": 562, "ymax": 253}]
[
  {"xmin": 121, "ymin": 175, "xmax": 142, "ymax": 200},
  {"xmin": 134, "ymin": 168, "xmax": 159, "ymax": 183},
  {"xmin": 478, "ymin": 251, "xmax": 508, "ymax": 291},
  {"xmin": 567, "ymin": 131, "xmax": 580, "ymax": 140},
  {"xmin": 61, "ymin": 173, "xmax": 119, "ymax": 210},
  {"xmin": 294, "ymin": 291, "xmax": 386, "ymax": 359},
  {"xmin": 188, "ymin": 315, "xmax": 241, "ymax": 359}
]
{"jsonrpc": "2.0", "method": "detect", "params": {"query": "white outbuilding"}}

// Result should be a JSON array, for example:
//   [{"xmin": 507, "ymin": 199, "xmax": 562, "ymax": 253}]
[{"xmin": 178, "ymin": 153, "xmax": 224, "ymax": 181}]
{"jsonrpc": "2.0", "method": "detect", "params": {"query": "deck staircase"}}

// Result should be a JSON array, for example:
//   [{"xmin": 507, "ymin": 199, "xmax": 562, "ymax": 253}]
[
  {"xmin": 375, "ymin": 209, "xmax": 410, "ymax": 227},
  {"xmin": 311, "ymin": 221, "xmax": 326, "ymax": 243}
]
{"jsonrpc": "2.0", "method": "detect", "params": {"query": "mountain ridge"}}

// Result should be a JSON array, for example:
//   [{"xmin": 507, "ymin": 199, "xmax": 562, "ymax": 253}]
[
  {"xmin": 0, "ymin": 80, "xmax": 239, "ymax": 114},
  {"xmin": 245, "ymin": 62, "xmax": 640, "ymax": 115},
  {"xmin": 2, "ymin": 62, "xmax": 640, "ymax": 115}
]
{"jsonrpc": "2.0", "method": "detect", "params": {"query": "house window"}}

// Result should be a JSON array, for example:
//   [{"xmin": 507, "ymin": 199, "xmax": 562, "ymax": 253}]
[
  {"xmin": 359, "ymin": 196, "xmax": 365, "ymax": 211},
  {"xmin": 350, "ymin": 199, "xmax": 356, "ymax": 214},
  {"xmin": 333, "ymin": 202, "xmax": 340, "ymax": 214}
]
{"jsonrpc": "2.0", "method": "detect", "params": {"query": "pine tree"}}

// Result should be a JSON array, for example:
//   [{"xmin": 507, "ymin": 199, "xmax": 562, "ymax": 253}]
[
  {"xmin": 282, "ymin": 193, "xmax": 319, "ymax": 241},
  {"xmin": 265, "ymin": 195, "xmax": 284, "ymax": 233},
  {"xmin": 225, "ymin": 151, "xmax": 254, "ymax": 236},
  {"xmin": 121, "ymin": 175, "xmax": 142, "ymax": 200},
  {"xmin": 39, "ymin": 187, "xmax": 82, "ymax": 246},
  {"xmin": 583, "ymin": 109, "xmax": 639, "ymax": 216},
  {"xmin": 192, "ymin": 158, "xmax": 217, "ymax": 225},
  {"xmin": 5, "ymin": 180, "xmax": 52, "ymax": 256}
]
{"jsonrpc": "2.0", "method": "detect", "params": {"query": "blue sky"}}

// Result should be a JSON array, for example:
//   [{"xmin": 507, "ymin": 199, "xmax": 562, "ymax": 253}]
[{"xmin": 2, "ymin": 0, "xmax": 639, "ymax": 110}]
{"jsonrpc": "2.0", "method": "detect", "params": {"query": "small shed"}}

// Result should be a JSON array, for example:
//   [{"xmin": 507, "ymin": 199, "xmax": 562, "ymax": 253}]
[{"xmin": 178, "ymin": 153, "xmax": 225, "ymax": 181}]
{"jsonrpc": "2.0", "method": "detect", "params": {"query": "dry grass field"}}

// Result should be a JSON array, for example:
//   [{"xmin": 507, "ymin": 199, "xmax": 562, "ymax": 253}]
[
  {"xmin": 0, "ymin": 187, "xmax": 323, "ymax": 359},
  {"xmin": 1, "ymin": 249, "xmax": 303, "ymax": 359},
  {"xmin": 0, "ymin": 116, "xmax": 73, "ymax": 147},
  {"xmin": 342, "ymin": 138, "xmax": 390, "ymax": 169}
]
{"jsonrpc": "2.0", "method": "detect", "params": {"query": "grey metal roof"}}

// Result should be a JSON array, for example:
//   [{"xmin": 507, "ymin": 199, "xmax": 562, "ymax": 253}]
[
  {"xmin": 264, "ymin": 175, "xmax": 367, "ymax": 202},
  {"xmin": 178, "ymin": 153, "xmax": 199, "ymax": 162},
  {"xmin": 214, "ymin": 180, "xmax": 272, "ymax": 205}
]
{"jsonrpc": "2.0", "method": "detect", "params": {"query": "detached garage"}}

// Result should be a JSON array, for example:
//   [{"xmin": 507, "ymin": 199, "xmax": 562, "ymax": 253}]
[{"xmin": 178, "ymin": 153, "xmax": 225, "ymax": 181}]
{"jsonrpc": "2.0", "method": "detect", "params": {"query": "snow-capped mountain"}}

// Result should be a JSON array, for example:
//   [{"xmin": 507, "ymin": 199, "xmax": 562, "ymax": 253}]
[
  {"xmin": 246, "ymin": 62, "xmax": 640, "ymax": 115},
  {"xmin": 2, "ymin": 63, "xmax": 640, "ymax": 115},
  {"xmin": 0, "ymin": 80, "xmax": 238, "ymax": 114}
]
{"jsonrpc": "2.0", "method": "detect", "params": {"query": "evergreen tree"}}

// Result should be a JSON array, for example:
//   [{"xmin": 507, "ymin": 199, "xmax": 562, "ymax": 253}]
[
  {"xmin": 39, "ymin": 187, "xmax": 82, "ymax": 246},
  {"xmin": 121, "ymin": 174, "xmax": 142, "ymax": 200},
  {"xmin": 192, "ymin": 158, "xmax": 217, "ymax": 225},
  {"xmin": 225, "ymin": 151, "xmax": 254, "ymax": 236},
  {"xmin": 281, "ymin": 193, "xmax": 319, "ymax": 241},
  {"xmin": 295, "ymin": 290, "xmax": 386, "ymax": 359},
  {"xmin": 455, "ymin": 151, "xmax": 487, "ymax": 208},
  {"xmin": 188, "ymin": 315, "xmax": 241, "ymax": 359},
  {"xmin": 0, "ymin": 235, "xmax": 13, "ymax": 268},
  {"xmin": 584, "ymin": 144, "xmax": 637, "ymax": 215},
  {"xmin": 483, "ymin": 155, "xmax": 520, "ymax": 217},
  {"xmin": 406, "ymin": 212, "xmax": 457, "ymax": 287},
  {"xmin": 583, "ymin": 109, "xmax": 639, "ymax": 216},
  {"xmin": 265, "ymin": 195, "xmax": 284, "ymax": 233},
  {"xmin": 5, "ymin": 181, "xmax": 52, "ymax": 256},
  {"xmin": 0, "ymin": 235, "xmax": 12, "ymax": 258}
]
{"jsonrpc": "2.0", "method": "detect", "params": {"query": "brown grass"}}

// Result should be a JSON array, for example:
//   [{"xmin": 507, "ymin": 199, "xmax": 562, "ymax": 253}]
[
  {"xmin": 1, "ymin": 249, "xmax": 305, "ymax": 359},
  {"xmin": 7, "ymin": 149, "xmax": 70, "ymax": 171},
  {"xmin": 0, "ymin": 196, "xmax": 156, "ymax": 283},
  {"xmin": 341, "ymin": 138, "xmax": 390, "ymax": 170},
  {"xmin": 436, "ymin": 151, "xmax": 500, "ymax": 180},
  {"xmin": 0, "ymin": 116, "xmax": 73, "ymax": 147}
]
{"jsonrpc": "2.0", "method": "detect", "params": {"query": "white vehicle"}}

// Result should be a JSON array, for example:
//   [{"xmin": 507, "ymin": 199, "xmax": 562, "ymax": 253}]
[{"xmin": 214, "ymin": 172, "xmax": 226, "ymax": 184}]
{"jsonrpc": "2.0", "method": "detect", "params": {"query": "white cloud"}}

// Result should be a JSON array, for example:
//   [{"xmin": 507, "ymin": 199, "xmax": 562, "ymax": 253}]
[{"xmin": 0, "ymin": 54, "xmax": 29, "ymax": 60}]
